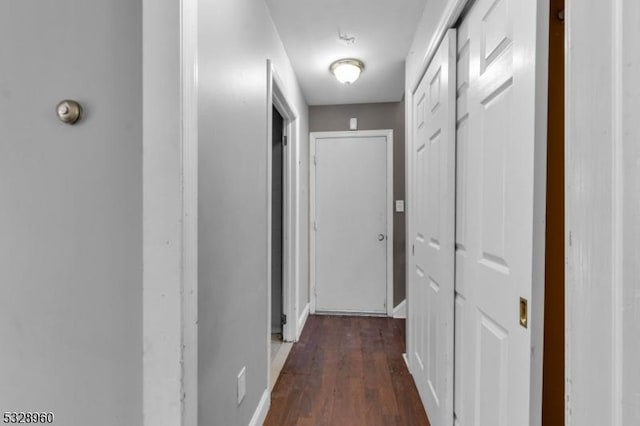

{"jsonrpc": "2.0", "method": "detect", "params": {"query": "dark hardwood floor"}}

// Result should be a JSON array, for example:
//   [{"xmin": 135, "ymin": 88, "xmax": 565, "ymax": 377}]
[{"xmin": 265, "ymin": 315, "xmax": 430, "ymax": 426}]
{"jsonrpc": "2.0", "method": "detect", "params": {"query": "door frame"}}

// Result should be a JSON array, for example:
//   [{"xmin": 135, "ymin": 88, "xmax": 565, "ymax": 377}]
[
  {"xmin": 142, "ymin": 0, "xmax": 198, "ymax": 425},
  {"xmin": 266, "ymin": 60, "xmax": 299, "ymax": 387},
  {"xmin": 406, "ymin": 0, "xmax": 549, "ymax": 424},
  {"xmin": 309, "ymin": 129, "xmax": 394, "ymax": 317},
  {"xmin": 564, "ymin": 1, "xmax": 628, "ymax": 424}
]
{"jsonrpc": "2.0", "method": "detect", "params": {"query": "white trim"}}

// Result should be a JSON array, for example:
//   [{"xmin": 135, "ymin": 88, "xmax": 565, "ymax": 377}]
[
  {"xmin": 404, "ymin": 72, "xmax": 414, "ymax": 377},
  {"xmin": 565, "ymin": 1, "xmax": 629, "ymax": 424},
  {"xmin": 309, "ymin": 129, "xmax": 394, "ymax": 316},
  {"xmin": 393, "ymin": 299, "xmax": 407, "ymax": 319},
  {"xmin": 180, "ymin": 1, "xmax": 199, "ymax": 425},
  {"xmin": 248, "ymin": 389, "xmax": 270, "ymax": 426},
  {"xmin": 142, "ymin": 0, "xmax": 198, "ymax": 425},
  {"xmin": 610, "ymin": 2, "xmax": 624, "ymax": 425},
  {"xmin": 564, "ymin": 3, "xmax": 574, "ymax": 424},
  {"xmin": 309, "ymin": 141, "xmax": 317, "ymax": 314},
  {"xmin": 296, "ymin": 303, "xmax": 310, "ymax": 341},
  {"xmin": 529, "ymin": 3, "xmax": 550, "ymax": 425},
  {"xmin": 386, "ymin": 129, "xmax": 394, "ymax": 316},
  {"xmin": 267, "ymin": 60, "xmax": 300, "ymax": 392}
]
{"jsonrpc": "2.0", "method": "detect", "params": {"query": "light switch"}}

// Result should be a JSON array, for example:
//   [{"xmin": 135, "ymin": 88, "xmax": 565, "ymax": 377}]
[
  {"xmin": 349, "ymin": 118, "xmax": 357, "ymax": 130},
  {"xmin": 395, "ymin": 200, "xmax": 404, "ymax": 212}
]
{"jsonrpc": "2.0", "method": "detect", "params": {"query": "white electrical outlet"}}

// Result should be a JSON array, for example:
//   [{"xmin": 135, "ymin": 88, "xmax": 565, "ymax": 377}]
[
  {"xmin": 395, "ymin": 200, "xmax": 405, "ymax": 212},
  {"xmin": 237, "ymin": 367, "xmax": 246, "ymax": 405}
]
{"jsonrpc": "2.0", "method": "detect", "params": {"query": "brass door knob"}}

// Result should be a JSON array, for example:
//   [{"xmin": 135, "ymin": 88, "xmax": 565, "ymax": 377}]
[{"xmin": 56, "ymin": 100, "xmax": 82, "ymax": 124}]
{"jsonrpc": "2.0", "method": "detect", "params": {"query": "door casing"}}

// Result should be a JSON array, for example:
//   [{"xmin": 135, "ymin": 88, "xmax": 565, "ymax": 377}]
[
  {"xmin": 266, "ymin": 60, "xmax": 301, "ymax": 392},
  {"xmin": 310, "ymin": 129, "xmax": 395, "ymax": 317},
  {"xmin": 143, "ymin": 1, "xmax": 198, "ymax": 424}
]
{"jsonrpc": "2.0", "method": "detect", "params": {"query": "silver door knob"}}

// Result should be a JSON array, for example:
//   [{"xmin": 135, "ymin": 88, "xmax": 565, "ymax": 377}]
[
  {"xmin": 56, "ymin": 100, "xmax": 82, "ymax": 124},
  {"xmin": 378, "ymin": 234, "xmax": 385, "ymax": 241}
]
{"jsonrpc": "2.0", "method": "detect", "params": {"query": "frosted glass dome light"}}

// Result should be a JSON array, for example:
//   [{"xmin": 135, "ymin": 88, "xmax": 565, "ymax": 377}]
[{"xmin": 330, "ymin": 59, "xmax": 364, "ymax": 84}]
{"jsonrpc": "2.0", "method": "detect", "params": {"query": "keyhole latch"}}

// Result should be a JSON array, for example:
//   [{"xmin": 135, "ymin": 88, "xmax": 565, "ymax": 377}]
[
  {"xmin": 56, "ymin": 100, "xmax": 82, "ymax": 125},
  {"xmin": 519, "ymin": 297, "xmax": 528, "ymax": 328}
]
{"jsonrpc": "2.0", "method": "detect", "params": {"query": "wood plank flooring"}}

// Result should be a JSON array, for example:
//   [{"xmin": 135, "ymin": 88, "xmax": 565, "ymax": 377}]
[{"xmin": 265, "ymin": 315, "xmax": 430, "ymax": 426}]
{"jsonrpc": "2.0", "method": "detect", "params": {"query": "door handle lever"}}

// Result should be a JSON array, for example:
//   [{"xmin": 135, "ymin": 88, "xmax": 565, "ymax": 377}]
[{"xmin": 378, "ymin": 234, "xmax": 385, "ymax": 241}]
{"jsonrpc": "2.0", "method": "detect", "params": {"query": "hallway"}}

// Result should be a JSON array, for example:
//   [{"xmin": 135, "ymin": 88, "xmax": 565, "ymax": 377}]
[
  {"xmin": 2, "ymin": 0, "xmax": 639, "ymax": 425},
  {"xmin": 265, "ymin": 315, "xmax": 429, "ymax": 426}
]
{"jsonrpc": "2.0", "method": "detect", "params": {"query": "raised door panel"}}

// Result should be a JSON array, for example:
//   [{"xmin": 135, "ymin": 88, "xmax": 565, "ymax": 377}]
[{"xmin": 409, "ymin": 29, "xmax": 457, "ymax": 426}]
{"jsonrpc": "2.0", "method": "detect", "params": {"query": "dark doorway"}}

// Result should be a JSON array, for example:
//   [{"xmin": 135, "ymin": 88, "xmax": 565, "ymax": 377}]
[
  {"xmin": 542, "ymin": 0, "xmax": 565, "ymax": 424},
  {"xmin": 271, "ymin": 106, "xmax": 285, "ymax": 341}
]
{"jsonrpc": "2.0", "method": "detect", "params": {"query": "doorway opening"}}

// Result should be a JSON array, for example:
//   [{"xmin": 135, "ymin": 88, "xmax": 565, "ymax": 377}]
[
  {"xmin": 266, "ymin": 60, "xmax": 301, "ymax": 390},
  {"xmin": 270, "ymin": 105, "xmax": 287, "ymax": 384},
  {"xmin": 309, "ymin": 130, "xmax": 394, "ymax": 316},
  {"xmin": 542, "ymin": 0, "xmax": 565, "ymax": 424}
]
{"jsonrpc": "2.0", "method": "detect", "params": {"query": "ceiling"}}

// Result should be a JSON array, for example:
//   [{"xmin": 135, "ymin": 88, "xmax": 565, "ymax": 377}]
[{"xmin": 265, "ymin": 0, "xmax": 427, "ymax": 106}]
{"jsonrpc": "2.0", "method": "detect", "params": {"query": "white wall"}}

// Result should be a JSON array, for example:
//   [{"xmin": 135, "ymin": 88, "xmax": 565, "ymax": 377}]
[
  {"xmin": 197, "ymin": 0, "xmax": 309, "ymax": 424},
  {"xmin": 0, "ymin": 1, "xmax": 142, "ymax": 425},
  {"xmin": 405, "ymin": 0, "xmax": 451, "ymax": 89},
  {"xmin": 566, "ymin": 0, "xmax": 640, "ymax": 424}
]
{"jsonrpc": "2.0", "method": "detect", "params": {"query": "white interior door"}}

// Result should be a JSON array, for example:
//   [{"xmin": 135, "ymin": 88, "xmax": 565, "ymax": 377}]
[
  {"xmin": 311, "ymin": 131, "xmax": 391, "ymax": 314},
  {"xmin": 454, "ymin": 0, "xmax": 547, "ymax": 425},
  {"xmin": 408, "ymin": 29, "xmax": 456, "ymax": 426}
]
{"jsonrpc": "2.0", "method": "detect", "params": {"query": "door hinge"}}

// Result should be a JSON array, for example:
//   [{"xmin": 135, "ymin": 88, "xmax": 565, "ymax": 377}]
[
  {"xmin": 314, "ymin": 155, "xmax": 318, "ymax": 165},
  {"xmin": 412, "ymin": 244, "xmax": 415, "ymax": 256},
  {"xmin": 281, "ymin": 313, "xmax": 287, "ymax": 325},
  {"xmin": 283, "ymin": 135, "xmax": 287, "ymax": 146},
  {"xmin": 314, "ymin": 221, "xmax": 318, "ymax": 231}
]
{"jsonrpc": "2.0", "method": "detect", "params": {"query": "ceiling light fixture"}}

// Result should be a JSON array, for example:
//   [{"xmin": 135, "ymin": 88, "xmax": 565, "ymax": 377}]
[{"xmin": 329, "ymin": 58, "xmax": 364, "ymax": 84}]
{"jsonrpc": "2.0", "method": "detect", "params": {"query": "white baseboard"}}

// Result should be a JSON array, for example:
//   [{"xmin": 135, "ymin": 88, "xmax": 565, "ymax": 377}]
[
  {"xmin": 296, "ymin": 303, "xmax": 310, "ymax": 341},
  {"xmin": 393, "ymin": 299, "xmax": 407, "ymax": 319},
  {"xmin": 248, "ymin": 388, "xmax": 270, "ymax": 426}
]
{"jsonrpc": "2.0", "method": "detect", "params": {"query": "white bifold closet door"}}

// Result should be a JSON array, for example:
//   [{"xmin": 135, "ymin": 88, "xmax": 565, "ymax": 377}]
[
  {"xmin": 454, "ymin": 0, "xmax": 547, "ymax": 425},
  {"xmin": 409, "ymin": 29, "xmax": 457, "ymax": 426}
]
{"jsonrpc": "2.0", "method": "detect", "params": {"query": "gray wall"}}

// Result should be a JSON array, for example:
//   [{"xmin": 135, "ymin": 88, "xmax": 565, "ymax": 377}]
[
  {"xmin": 0, "ymin": 1, "xmax": 142, "ymax": 425},
  {"xmin": 309, "ymin": 102, "xmax": 406, "ymax": 306},
  {"xmin": 197, "ymin": 0, "xmax": 309, "ymax": 424}
]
